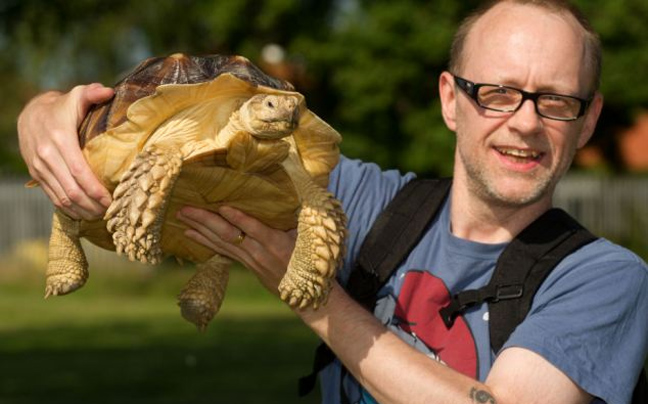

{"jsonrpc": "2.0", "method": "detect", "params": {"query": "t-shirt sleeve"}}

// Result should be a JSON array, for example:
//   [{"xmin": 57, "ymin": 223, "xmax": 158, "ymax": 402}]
[
  {"xmin": 327, "ymin": 155, "xmax": 415, "ymax": 284},
  {"xmin": 502, "ymin": 239, "xmax": 648, "ymax": 404}
]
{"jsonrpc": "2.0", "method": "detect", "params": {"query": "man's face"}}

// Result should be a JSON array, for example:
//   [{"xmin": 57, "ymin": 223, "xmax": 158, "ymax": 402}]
[{"xmin": 449, "ymin": 3, "xmax": 602, "ymax": 208}]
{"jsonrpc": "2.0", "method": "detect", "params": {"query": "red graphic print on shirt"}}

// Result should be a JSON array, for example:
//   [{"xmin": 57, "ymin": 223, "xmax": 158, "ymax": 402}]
[{"xmin": 394, "ymin": 270, "xmax": 478, "ymax": 378}]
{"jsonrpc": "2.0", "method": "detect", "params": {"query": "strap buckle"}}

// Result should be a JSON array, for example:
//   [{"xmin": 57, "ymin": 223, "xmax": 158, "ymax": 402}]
[
  {"xmin": 494, "ymin": 284, "xmax": 524, "ymax": 302},
  {"xmin": 439, "ymin": 284, "xmax": 524, "ymax": 329}
]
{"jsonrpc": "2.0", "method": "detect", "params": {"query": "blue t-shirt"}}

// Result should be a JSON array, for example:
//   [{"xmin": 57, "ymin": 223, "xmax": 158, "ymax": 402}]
[{"xmin": 321, "ymin": 156, "xmax": 648, "ymax": 404}]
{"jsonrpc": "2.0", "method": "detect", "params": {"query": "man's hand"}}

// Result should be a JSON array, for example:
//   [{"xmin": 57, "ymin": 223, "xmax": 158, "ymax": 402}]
[
  {"xmin": 17, "ymin": 83, "xmax": 115, "ymax": 220},
  {"xmin": 177, "ymin": 205, "xmax": 297, "ymax": 294}
]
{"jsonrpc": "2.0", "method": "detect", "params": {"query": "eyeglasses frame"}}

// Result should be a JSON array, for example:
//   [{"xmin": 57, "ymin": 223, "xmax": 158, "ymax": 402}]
[{"xmin": 453, "ymin": 75, "xmax": 592, "ymax": 121}]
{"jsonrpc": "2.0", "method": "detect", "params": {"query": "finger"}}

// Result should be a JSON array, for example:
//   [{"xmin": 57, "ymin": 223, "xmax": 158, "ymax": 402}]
[
  {"xmin": 82, "ymin": 83, "xmax": 114, "ymax": 106},
  {"xmin": 35, "ymin": 158, "xmax": 77, "ymax": 211},
  {"xmin": 180, "ymin": 207, "xmax": 290, "ymax": 295},
  {"xmin": 184, "ymin": 229, "xmax": 223, "ymax": 254},
  {"xmin": 178, "ymin": 206, "xmax": 243, "ymax": 244},
  {"xmin": 217, "ymin": 206, "xmax": 296, "ymax": 262},
  {"xmin": 41, "ymin": 147, "xmax": 106, "ymax": 220},
  {"xmin": 72, "ymin": 83, "xmax": 114, "ymax": 120},
  {"xmin": 63, "ymin": 148, "xmax": 112, "ymax": 209},
  {"xmin": 58, "ymin": 88, "xmax": 113, "ymax": 210},
  {"xmin": 179, "ymin": 208, "xmax": 265, "ymax": 268},
  {"xmin": 39, "ymin": 181, "xmax": 82, "ymax": 220},
  {"xmin": 217, "ymin": 206, "xmax": 277, "ymax": 243},
  {"xmin": 178, "ymin": 207, "xmax": 272, "ymax": 264},
  {"xmin": 36, "ymin": 154, "xmax": 103, "ymax": 220},
  {"xmin": 183, "ymin": 227, "xmax": 271, "ymax": 285},
  {"xmin": 178, "ymin": 211, "xmax": 225, "ymax": 244}
]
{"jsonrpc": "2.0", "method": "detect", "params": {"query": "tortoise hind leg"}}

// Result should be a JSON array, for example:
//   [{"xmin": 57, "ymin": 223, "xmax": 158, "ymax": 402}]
[
  {"xmin": 45, "ymin": 209, "xmax": 89, "ymax": 297},
  {"xmin": 105, "ymin": 145, "xmax": 182, "ymax": 264},
  {"xmin": 178, "ymin": 254, "xmax": 231, "ymax": 331}
]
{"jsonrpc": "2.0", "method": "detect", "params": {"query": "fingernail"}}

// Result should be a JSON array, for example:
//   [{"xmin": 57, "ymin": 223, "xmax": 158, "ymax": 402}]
[
  {"xmin": 178, "ymin": 206, "xmax": 197, "ymax": 218},
  {"xmin": 218, "ymin": 206, "xmax": 233, "ymax": 217},
  {"xmin": 100, "ymin": 196, "xmax": 112, "ymax": 208}
]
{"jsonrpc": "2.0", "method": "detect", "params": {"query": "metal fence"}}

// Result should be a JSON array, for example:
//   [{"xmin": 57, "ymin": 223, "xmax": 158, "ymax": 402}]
[
  {"xmin": 554, "ymin": 175, "xmax": 648, "ymax": 252},
  {"xmin": 0, "ymin": 178, "xmax": 54, "ymax": 254},
  {"xmin": 1, "ymin": 175, "xmax": 648, "ymax": 262}
]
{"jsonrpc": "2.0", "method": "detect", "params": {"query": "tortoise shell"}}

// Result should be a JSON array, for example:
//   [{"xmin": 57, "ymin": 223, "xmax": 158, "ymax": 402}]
[{"xmin": 79, "ymin": 54, "xmax": 294, "ymax": 147}]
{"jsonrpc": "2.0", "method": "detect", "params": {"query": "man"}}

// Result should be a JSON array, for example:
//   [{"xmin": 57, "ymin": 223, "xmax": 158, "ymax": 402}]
[{"xmin": 17, "ymin": 1, "xmax": 648, "ymax": 403}]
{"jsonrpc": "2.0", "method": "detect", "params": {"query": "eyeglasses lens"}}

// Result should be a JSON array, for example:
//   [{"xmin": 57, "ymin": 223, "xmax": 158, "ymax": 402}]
[
  {"xmin": 477, "ymin": 86, "xmax": 521, "ymax": 112},
  {"xmin": 537, "ymin": 95, "xmax": 581, "ymax": 120},
  {"xmin": 476, "ymin": 85, "xmax": 580, "ymax": 120}
]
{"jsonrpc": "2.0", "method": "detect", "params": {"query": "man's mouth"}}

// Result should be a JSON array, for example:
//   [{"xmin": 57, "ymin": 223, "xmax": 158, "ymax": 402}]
[{"xmin": 495, "ymin": 147, "xmax": 542, "ymax": 162}]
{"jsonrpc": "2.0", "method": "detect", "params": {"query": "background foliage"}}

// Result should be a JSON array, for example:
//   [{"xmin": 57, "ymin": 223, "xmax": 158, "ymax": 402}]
[{"xmin": 1, "ymin": 0, "xmax": 647, "ymax": 177}]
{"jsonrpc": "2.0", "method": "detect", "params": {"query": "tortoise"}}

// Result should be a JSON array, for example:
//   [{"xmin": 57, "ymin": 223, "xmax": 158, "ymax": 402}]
[{"xmin": 43, "ymin": 53, "xmax": 347, "ymax": 330}]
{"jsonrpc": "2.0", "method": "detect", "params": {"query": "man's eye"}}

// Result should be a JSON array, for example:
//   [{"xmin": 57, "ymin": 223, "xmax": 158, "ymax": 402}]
[
  {"xmin": 479, "ymin": 87, "xmax": 518, "ymax": 105},
  {"xmin": 483, "ymin": 87, "xmax": 511, "ymax": 96},
  {"xmin": 541, "ymin": 95, "xmax": 570, "ymax": 107}
]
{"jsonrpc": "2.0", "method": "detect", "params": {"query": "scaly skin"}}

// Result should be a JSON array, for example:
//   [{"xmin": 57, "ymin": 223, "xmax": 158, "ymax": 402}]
[
  {"xmin": 105, "ymin": 145, "xmax": 182, "ymax": 264},
  {"xmin": 278, "ymin": 153, "xmax": 347, "ymax": 309},
  {"xmin": 177, "ymin": 254, "xmax": 231, "ymax": 331},
  {"xmin": 45, "ymin": 209, "xmax": 89, "ymax": 298}
]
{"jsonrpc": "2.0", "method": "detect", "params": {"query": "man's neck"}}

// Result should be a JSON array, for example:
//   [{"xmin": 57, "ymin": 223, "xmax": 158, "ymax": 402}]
[{"xmin": 449, "ymin": 181, "xmax": 552, "ymax": 244}]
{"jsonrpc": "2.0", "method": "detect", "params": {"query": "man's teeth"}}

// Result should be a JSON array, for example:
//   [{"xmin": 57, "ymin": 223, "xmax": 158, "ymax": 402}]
[{"xmin": 497, "ymin": 148, "xmax": 540, "ymax": 159}]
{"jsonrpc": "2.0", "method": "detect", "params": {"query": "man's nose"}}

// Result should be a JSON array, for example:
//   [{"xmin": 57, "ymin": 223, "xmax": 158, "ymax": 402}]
[{"xmin": 508, "ymin": 99, "xmax": 543, "ymax": 134}]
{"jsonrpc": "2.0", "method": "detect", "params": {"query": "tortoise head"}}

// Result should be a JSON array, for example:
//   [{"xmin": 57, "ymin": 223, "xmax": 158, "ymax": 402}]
[{"xmin": 238, "ymin": 94, "xmax": 300, "ymax": 139}]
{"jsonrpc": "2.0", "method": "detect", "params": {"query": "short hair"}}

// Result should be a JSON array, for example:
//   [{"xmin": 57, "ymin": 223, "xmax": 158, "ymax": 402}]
[{"xmin": 448, "ymin": 0, "xmax": 602, "ymax": 93}]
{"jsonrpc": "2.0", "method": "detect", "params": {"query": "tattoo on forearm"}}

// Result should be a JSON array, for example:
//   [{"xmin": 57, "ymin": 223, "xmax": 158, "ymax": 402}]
[{"xmin": 470, "ymin": 387, "xmax": 496, "ymax": 404}]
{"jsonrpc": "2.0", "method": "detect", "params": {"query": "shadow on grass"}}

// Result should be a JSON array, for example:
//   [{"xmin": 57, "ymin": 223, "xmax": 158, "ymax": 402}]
[{"xmin": 0, "ymin": 317, "xmax": 321, "ymax": 404}]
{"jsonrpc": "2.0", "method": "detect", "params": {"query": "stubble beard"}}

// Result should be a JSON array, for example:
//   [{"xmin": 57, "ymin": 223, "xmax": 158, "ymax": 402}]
[{"xmin": 458, "ymin": 146, "xmax": 568, "ymax": 209}]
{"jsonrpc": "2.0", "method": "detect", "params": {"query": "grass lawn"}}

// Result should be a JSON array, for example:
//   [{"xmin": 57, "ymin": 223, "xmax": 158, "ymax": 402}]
[
  {"xmin": 0, "ymin": 247, "xmax": 321, "ymax": 404},
  {"xmin": 2, "ymin": 241, "xmax": 646, "ymax": 403}
]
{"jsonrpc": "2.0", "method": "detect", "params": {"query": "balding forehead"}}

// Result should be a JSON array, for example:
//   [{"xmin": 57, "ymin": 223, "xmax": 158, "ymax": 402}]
[
  {"xmin": 464, "ymin": 3, "xmax": 592, "ymax": 87},
  {"xmin": 457, "ymin": 2, "xmax": 597, "ymax": 92}
]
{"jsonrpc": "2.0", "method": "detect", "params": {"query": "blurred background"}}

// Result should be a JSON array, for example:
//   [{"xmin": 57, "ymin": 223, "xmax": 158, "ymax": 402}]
[{"xmin": 0, "ymin": 0, "xmax": 647, "ymax": 403}]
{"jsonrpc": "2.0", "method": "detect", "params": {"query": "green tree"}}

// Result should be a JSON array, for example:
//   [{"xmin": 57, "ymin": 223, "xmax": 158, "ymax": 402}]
[
  {"xmin": 291, "ymin": 0, "xmax": 481, "ymax": 175},
  {"xmin": 1, "ymin": 0, "xmax": 340, "ymax": 173},
  {"xmin": 2, "ymin": 0, "xmax": 647, "ymax": 176}
]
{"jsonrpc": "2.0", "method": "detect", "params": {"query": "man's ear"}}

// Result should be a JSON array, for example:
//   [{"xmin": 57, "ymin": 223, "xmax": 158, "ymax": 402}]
[
  {"xmin": 439, "ymin": 71, "xmax": 458, "ymax": 132},
  {"xmin": 577, "ymin": 91, "xmax": 603, "ymax": 149}
]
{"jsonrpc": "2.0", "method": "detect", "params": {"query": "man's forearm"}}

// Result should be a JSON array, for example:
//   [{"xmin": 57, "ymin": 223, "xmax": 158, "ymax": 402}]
[{"xmin": 296, "ymin": 283, "xmax": 496, "ymax": 404}]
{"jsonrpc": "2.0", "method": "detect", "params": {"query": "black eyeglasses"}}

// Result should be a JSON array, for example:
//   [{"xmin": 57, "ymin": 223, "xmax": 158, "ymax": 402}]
[{"xmin": 453, "ymin": 75, "xmax": 591, "ymax": 121}]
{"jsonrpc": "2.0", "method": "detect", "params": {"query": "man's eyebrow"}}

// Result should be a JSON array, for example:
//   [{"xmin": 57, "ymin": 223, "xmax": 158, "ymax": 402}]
[{"xmin": 488, "ymin": 78, "xmax": 582, "ymax": 96}]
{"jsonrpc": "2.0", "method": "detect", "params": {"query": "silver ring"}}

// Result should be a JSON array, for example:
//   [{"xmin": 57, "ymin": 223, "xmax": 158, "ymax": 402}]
[{"xmin": 232, "ymin": 230, "xmax": 246, "ymax": 245}]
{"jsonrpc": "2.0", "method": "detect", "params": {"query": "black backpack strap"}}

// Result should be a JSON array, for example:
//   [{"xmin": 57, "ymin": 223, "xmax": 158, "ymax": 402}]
[
  {"xmin": 298, "ymin": 341, "xmax": 336, "ymax": 396},
  {"xmin": 439, "ymin": 208, "xmax": 598, "ymax": 353},
  {"xmin": 488, "ymin": 208, "xmax": 598, "ymax": 352},
  {"xmin": 298, "ymin": 177, "xmax": 452, "ymax": 397},
  {"xmin": 633, "ymin": 368, "xmax": 647, "ymax": 404},
  {"xmin": 347, "ymin": 177, "xmax": 452, "ymax": 310}
]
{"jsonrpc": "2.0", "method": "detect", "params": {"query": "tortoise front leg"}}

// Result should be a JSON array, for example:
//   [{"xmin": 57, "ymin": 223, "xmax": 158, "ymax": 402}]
[
  {"xmin": 277, "ymin": 154, "xmax": 347, "ymax": 309},
  {"xmin": 45, "ymin": 209, "xmax": 89, "ymax": 297},
  {"xmin": 177, "ymin": 254, "xmax": 231, "ymax": 331},
  {"xmin": 105, "ymin": 145, "xmax": 182, "ymax": 264},
  {"xmin": 279, "ymin": 186, "xmax": 346, "ymax": 309}
]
